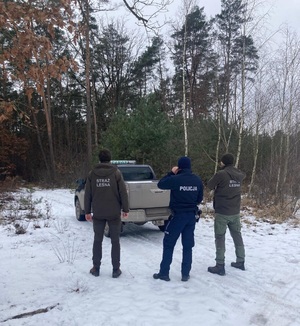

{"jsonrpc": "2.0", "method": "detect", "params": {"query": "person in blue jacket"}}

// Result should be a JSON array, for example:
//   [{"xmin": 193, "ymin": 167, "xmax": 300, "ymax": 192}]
[{"xmin": 153, "ymin": 156, "xmax": 203, "ymax": 282}]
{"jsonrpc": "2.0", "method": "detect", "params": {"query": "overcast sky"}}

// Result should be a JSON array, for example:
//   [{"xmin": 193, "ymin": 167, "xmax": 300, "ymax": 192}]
[
  {"xmin": 187, "ymin": 0, "xmax": 300, "ymax": 33},
  {"xmin": 106, "ymin": 0, "xmax": 300, "ymax": 42},
  {"xmin": 267, "ymin": 0, "xmax": 300, "ymax": 32}
]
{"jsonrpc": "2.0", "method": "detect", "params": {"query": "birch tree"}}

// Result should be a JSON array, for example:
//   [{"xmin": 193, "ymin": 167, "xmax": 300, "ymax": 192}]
[
  {"xmin": 213, "ymin": 0, "xmax": 258, "ymax": 165},
  {"xmin": 270, "ymin": 28, "xmax": 300, "ymax": 202},
  {"xmin": 171, "ymin": 2, "xmax": 212, "ymax": 156}
]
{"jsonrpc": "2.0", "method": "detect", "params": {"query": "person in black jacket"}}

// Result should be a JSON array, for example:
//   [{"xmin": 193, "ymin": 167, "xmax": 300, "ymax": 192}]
[
  {"xmin": 207, "ymin": 153, "xmax": 246, "ymax": 276},
  {"xmin": 84, "ymin": 149, "xmax": 129, "ymax": 278},
  {"xmin": 153, "ymin": 156, "xmax": 203, "ymax": 282}
]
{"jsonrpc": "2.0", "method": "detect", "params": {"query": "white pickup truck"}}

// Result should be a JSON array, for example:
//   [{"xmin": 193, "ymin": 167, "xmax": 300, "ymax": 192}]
[{"xmin": 74, "ymin": 161, "xmax": 171, "ymax": 235}]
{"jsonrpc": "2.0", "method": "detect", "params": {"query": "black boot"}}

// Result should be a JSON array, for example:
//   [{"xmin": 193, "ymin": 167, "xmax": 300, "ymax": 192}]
[
  {"xmin": 153, "ymin": 273, "xmax": 170, "ymax": 281},
  {"xmin": 208, "ymin": 263, "xmax": 225, "ymax": 276},
  {"xmin": 90, "ymin": 266, "xmax": 100, "ymax": 277},
  {"xmin": 231, "ymin": 261, "xmax": 245, "ymax": 270},
  {"xmin": 112, "ymin": 268, "xmax": 122, "ymax": 278},
  {"xmin": 181, "ymin": 275, "xmax": 190, "ymax": 282}
]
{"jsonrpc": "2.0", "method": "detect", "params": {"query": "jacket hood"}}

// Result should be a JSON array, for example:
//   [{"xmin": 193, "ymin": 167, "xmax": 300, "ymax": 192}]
[
  {"xmin": 223, "ymin": 165, "xmax": 245, "ymax": 182},
  {"xmin": 91, "ymin": 163, "xmax": 118, "ymax": 178}
]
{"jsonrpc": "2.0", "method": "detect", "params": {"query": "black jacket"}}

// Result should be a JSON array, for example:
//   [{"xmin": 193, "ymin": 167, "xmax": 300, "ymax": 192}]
[
  {"xmin": 207, "ymin": 165, "xmax": 246, "ymax": 215},
  {"xmin": 84, "ymin": 163, "xmax": 129, "ymax": 219}
]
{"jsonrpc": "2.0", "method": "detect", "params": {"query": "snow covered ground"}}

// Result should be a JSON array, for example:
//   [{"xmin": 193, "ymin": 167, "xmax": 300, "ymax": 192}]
[{"xmin": 0, "ymin": 188, "xmax": 299, "ymax": 326}]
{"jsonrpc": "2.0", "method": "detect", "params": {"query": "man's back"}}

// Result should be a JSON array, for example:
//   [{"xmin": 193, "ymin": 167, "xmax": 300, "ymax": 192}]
[
  {"xmin": 208, "ymin": 165, "xmax": 245, "ymax": 215},
  {"xmin": 158, "ymin": 168, "xmax": 203, "ymax": 213},
  {"xmin": 84, "ymin": 163, "xmax": 128, "ymax": 219}
]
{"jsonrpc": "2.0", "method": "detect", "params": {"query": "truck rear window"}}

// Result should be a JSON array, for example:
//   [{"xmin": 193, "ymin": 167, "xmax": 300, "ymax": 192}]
[{"xmin": 118, "ymin": 166, "xmax": 154, "ymax": 181}]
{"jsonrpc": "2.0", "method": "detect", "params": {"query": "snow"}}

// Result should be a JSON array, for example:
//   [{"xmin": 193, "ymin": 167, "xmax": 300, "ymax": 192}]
[{"xmin": 0, "ymin": 188, "xmax": 299, "ymax": 326}]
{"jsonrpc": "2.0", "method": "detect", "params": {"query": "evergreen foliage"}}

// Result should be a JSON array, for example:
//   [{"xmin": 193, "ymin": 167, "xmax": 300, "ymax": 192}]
[{"xmin": 0, "ymin": 0, "xmax": 299, "ymax": 204}]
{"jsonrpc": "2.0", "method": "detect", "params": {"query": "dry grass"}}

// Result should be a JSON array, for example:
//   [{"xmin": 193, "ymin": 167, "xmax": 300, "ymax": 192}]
[
  {"xmin": 0, "ymin": 177, "xmax": 23, "ymax": 192},
  {"xmin": 241, "ymin": 196, "xmax": 296, "ymax": 224}
]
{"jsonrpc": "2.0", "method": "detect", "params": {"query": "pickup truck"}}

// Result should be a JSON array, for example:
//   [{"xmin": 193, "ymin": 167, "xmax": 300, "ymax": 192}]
[{"xmin": 74, "ymin": 161, "xmax": 171, "ymax": 236}]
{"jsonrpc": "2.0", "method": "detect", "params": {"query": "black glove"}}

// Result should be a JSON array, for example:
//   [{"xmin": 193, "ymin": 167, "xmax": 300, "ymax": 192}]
[{"xmin": 195, "ymin": 209, "xmax": 202, "ymax": 222}]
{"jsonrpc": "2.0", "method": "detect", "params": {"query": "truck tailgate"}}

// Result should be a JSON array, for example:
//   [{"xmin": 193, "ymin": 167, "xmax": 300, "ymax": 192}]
[{"xmin": 126, "ymin": 181, "xmax": 170, "ymax": 209}]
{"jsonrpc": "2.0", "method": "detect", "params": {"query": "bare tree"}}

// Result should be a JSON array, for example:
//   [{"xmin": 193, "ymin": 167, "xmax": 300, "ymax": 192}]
[
  {"xmin": 247, "ymin": 62, "xmax": 273, "ymax": 197},
  {"xmin": 181, "ymin": 0, "xmax": 196, "ymax": 156},
  {"xmin": 270, "ymin": 28, "xmax": 300, "ymax": 201},
  {"xmin": 122, "ymin": 0, "xmax": 173, "ymax": 30}
]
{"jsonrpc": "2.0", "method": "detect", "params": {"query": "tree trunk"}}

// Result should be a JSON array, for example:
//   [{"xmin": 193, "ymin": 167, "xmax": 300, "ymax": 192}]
[
  {"xmin": 236, "ymin": 26, "xmax": 246, "ymax": 168},
  {"xmin": 248, "ymin": 110, "xmax": 260, "ymax": 196},
  {"xmin": 84, "ymin": 0, "xmax": 93, "ymax": 171},
  {"xmin": 26, "ymin": 87, "xmax": 50, "ymax": 180},
  {"xmin": 42, "ymin": 90, "xmax": 56, "ymax": 181},
  {"xmin": 182, "ymin": 15, "xmax": 188, "ymax": 156},
  {"xmin": 91, "ymin": 74, "xmax": 98, "ymax": 147}
]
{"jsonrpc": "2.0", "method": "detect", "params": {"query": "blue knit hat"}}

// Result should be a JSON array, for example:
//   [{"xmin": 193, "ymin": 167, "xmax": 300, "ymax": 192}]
[{"xmin": 178, "ymin": 156, "xmax": 191, "ymax": 169}]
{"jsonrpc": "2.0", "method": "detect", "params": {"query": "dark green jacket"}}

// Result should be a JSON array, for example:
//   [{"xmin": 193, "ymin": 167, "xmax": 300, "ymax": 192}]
[
  {"xmin": 207, "ymin": 165, "xmax": 246, "ymax": 215},
  {"xmin": 84, "ymin": 163, "xmax": 129, "ymax": 219}
]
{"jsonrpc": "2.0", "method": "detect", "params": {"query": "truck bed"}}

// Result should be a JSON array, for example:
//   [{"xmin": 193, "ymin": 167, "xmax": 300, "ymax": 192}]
[
  {"xmin": 126, "ymin": 181, "xmax": 170, "ymax": 209},
  {"xmin": 75, "ymin": 163, "xmax": 171, "ymax": 224}
]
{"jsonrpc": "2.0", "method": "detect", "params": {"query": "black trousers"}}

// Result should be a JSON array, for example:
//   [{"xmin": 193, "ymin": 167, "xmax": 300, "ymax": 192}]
[{"xmin": 92, "ymin": 217, "xmax": 121, "ymax": 270}]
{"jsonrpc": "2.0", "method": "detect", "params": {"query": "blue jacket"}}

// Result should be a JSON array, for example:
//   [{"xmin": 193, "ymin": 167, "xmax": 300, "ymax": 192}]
[{"xmin": 158, "ymin": 168, "xmax": 203, "ymax": 213}]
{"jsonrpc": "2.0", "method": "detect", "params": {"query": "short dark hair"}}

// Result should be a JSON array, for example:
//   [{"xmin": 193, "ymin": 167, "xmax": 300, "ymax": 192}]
[{"xmin": 99, "ymin": 149, "xmax": 111, "ymax": 163}]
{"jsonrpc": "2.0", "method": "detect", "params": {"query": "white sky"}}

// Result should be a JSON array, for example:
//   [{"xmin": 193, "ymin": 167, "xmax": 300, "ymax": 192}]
[
  {"xmin": 109, "ymin": 0, "xmax": 300, "ymax": 44},
  {"xmin": 1, "ymin": 188, "xmax": 300, "ymax": 325},
  {"xmin": 110, "ymin": 0, "xmax": 300, "ymax": 44},
  {"xmin": 267, "ymin": 0, "xmax": 300, "ymax": 31},
  {"xmin": 161, "ymin": 0, "xmax": 299, "ymax": 34},
  {"xmin": 173, "ymin": 0, "xmax": 300, "ymax": 33}
]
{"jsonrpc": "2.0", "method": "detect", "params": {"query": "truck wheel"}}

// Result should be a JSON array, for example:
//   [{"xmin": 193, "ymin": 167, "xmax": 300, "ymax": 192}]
[
  {"xmin": 104, "ymin": 222, "xmax": 124, "ymax": 238},
  {"xmin": 75, "ymin": 198, "xmax": 86, "ymax": 221}
]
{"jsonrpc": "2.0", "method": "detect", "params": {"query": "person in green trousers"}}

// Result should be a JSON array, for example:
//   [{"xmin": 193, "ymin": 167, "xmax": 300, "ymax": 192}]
[{"xmin": 207, "ymin": 153, "xmax": 246, "ymax": 276}]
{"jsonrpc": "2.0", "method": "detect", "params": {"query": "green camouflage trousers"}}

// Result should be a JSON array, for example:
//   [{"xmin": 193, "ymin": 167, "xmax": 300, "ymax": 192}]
[{"xmin": 214, "ymin": 213, "xmax": 245, "ymax": 264}]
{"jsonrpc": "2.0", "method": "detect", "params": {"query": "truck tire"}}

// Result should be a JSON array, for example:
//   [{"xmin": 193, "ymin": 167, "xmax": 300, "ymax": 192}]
[
  {"xmin": 75, "ymin": 198, "xmax": 86, "ymax": 221},
  {"xmin": 104, "ymin": 222, "xmax": 124, "ymax": 238}
]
